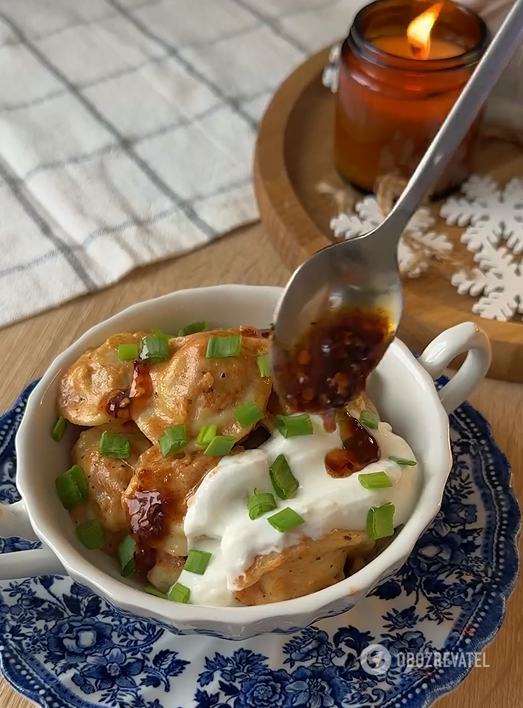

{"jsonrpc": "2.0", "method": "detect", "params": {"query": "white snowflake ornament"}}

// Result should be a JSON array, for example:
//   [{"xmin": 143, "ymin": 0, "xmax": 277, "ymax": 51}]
[
  {"xmin": 322, "ymin": 44, "xmax": 340, "ymax": 93},
  {"xmin": 452, "ymin": 240, "xmax": 523, "ymax": 322},
  {"xmin": 356, "ymin": 196, "xmax": 436, "ymax": 237},
  {"xmin": 396, "ymin": 231, "xmax": 454, "ymax": 279},
  {"xmin": 440, "ymin": 175, "xmax": 523, "ymax": 254},
  {"xmin": 330, "ymin": 212, "xmax": 372, "ymax": 238},
  {"xmin": 330, "ymin": 196, "xmax": 452, "ymax": 278}
]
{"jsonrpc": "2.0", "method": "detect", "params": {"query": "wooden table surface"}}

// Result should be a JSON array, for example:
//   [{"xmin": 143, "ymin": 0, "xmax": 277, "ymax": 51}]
[{"xmin": 0, "ymin": 223, "xmax": 521, "ymax": 708}]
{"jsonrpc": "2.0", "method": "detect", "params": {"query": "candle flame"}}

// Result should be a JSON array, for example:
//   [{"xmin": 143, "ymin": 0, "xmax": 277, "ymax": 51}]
[{"xmin": 407, "ymin": 2, "xmax": 444, "ymax": 59}]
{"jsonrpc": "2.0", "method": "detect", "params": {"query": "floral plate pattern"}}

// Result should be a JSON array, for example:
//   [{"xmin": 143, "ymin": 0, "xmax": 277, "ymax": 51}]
[{"xmin": 0, "ymin": 380, "xmax": 519, "ymax": 708}]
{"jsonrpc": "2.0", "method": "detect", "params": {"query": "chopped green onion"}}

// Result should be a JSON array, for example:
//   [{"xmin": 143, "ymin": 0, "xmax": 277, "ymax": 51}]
[
  {"xmin": 389, "ymin": 456, "xmax": 416, "ymax": 466},
  {"xmin": 247, "ymin": 489, "xmax": 277, "ymax": 520},
  {"xmin": 183, "ymin": 549, "xmax": 212, "ymax": 575},
  {"xmin": 70, "ymin": 464, "xmax": 89, "ymax": 499},
  {"xmin": 145, "ymin": 586, "xmax": 168, "ymax": 599},
  {"xmin": 274, "ymin": 414, "xmax": 313, "ymax": 439},
  {"xmin": 76, "ymin": 519, "xmax": 104, "ymax": 550},
  {"xmin": 203, "ymin": 435, "xmax": 236, "ymax": 456},
  {"xmin": 267, "ymin": 507, "xmax": 305, "ymax": 532},
  {"xmin": 178, "ymin": 321, "xmax": 209, "ymax": 337},
  {"xmin": 233, "ymin": 400, "xmax": 264, "ymax": 428},
  {"xmin": 168, "ymin": 582, "xmax": 190, "ymax": 603},
  {"xmin": 151, "ymin": 329, "xmax": 173, "ymax": 342},
  {"xmin": 51, "ymin": 415, "xmax": 67, "ymax": 442},
  {"xmin": 56, "ymin": 473, "xmax": 82, "ymax": 510},
  {"xmin": 366, "ymin": 502, "xmax": 395, "ymax": 540},
  {"xmin": 98, "ymin": 431, "xmax": 130, "ymax": 459},
  {"xmin": 270, "ymin": 454, "xmax": 299, "ymax": 500},
  {"xmin": 140, "ymin": 334, "xmax": 169, "ymax": 363},
  {"xmin": 257, "ymin": 354, "xmax": 270, "ymax": 377},
  {"xmin": 55, "ymin": 465, "xmax": 88, "ymax": 509},
  {"xmin": 360, "ymin": 409, "xmax": 379, "ymax": 429},
  {"xmin": 159, "ymin": 424, "xmax": 187, "ymax": 458},
  {"xmin": 117, "ymin": 535, "xmax": 136, "ymax": 577},
  {"xmin": 196, "ymin": 424, "xmax": 217, "ymax": 446},
  {"xmin": 358, "ymin": 471, "xmax": 393, "ymax": 489},
  {"xmin": 205, "ymin": 334, "xmax": 241, "ymax": 358},
  {"xmin": 117, "ymin": 342, "xmax": 138, "ymax": 361}
]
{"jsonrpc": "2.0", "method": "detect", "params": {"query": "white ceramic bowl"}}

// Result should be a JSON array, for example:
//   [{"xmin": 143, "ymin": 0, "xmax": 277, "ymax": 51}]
[{"xmin": 0, "ymin": 285, "xmax": 491, "ymax": 640}]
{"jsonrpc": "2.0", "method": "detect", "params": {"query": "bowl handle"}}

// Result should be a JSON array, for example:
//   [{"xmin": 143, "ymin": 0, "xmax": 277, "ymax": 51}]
[
  {"xmin": 0, "ymin": 500, "xmax": 65, "ymax": 579},
  {"xmin": 417, "ymin": 322, "xmax": 491, "ymax": 414}
]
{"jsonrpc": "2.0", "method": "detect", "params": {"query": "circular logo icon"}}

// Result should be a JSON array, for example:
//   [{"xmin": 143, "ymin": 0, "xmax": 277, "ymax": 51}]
[{"xmin": 360, "ymin": 644, "xmax": 392, "ymax": 676}]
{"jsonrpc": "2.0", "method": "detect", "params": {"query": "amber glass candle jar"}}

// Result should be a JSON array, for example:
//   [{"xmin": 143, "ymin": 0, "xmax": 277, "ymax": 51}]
[{"xmin": 334, "ymin": 0, "xmax": 489, "ymax": 196}]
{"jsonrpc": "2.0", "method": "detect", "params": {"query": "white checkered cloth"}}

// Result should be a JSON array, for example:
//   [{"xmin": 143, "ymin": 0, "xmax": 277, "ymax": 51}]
[{"xmin": 0, "ymin": 0, "xmax": 367, "ymax": 328}]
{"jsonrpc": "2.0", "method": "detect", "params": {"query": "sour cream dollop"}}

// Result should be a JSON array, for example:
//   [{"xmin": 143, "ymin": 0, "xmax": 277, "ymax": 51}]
[{"xmin": 177, "ymin": 410, "xmax": 419, "ymax": 606}]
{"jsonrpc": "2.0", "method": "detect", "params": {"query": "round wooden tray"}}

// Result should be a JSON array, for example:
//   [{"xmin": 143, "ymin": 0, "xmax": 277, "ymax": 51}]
[{"xmin": 254, "ymin": 46, "xmax": 523, "ymax": 383}]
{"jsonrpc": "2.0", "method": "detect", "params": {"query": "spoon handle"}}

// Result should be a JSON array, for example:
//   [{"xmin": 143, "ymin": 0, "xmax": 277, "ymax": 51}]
[{"xmin": 386, "ymin": 0, "xmax": 523, "ymax": 240}]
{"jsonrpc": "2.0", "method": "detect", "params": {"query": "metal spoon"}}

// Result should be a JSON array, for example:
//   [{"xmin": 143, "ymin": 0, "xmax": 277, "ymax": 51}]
[{"xmin": 270, "ymin": 0, "xmax": 523, "ymax": 411}]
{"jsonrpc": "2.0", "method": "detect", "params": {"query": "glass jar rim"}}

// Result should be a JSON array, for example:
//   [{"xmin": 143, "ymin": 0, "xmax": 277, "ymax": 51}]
[{"xmin": 346, "ymin": 0, "xmax": 490, "ymax": 73}]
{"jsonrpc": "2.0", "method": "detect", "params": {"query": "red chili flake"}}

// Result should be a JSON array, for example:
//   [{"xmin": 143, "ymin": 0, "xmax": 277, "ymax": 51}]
[
  {"xmin": 297, "ymin": 349, "xmax": 311, "ymax": 366},
  {"xmin": 103, "ymin": 389, "xmax": 132, "ymax": 419},
  {"xmin": 126, "ymin": 489, "xmax": 165, "ymax": 544},
  {"xmin": 321, "ymin": 410, "xmax": 337, "ymax": 433},
  {"xmin": 129, "ymin": 362, "xmax": 152, "ymax": 400}
]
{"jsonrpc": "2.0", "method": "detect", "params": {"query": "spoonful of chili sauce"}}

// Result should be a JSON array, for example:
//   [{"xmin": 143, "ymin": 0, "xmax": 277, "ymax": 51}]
[{"xmin": 271, "ymin": 302, "xmax": 393, "ymax": 412}]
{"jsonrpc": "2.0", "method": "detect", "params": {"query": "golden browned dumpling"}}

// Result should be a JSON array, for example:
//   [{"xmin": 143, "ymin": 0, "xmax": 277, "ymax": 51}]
[
  {"xmin": 131, "ymin": 329, "xmax": 271, "ymax": 443},
  {"xmin": 147, "ymin": 551, "xmax": 185, "ymax": 593},
  {"xmin": 58, "ymin": 333, "xmax": 146, "ymax": 426},
  {"xmin": 72, "ymin": 420, "xmax": 151, "ymax": 532},
  {"xmin": 122, "ymin": 446, "xmax": 219, "ymax": 555},
  {"xmin": 233, "ymin": 529, "xmax": 375, "ymax": 606}
]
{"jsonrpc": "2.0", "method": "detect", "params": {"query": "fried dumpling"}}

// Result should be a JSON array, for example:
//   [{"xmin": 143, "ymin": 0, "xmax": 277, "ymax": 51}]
[
  {"xmin": 122, "ymin": 446, "xmax": 218, "ymax": 555},
  {"xmin": 131, "ymin": 329, "xmax": 271, "ymax": 443},
  {"xmin": 233, "ymin": 529, "xmax": 375, "ymax": 605},
  {"xmin": 58, "ymin": 333, "xmax": 146, "ymax": 426},
  {"xmin": 72, "ymin": 420, "xmax": 151, "ymax": 533},
  {"xmin": 147, "ymin": 551, "xmax": 185, "ymax": 594}
]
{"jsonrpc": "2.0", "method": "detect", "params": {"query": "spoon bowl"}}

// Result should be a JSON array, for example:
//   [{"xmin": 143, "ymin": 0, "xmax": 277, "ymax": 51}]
[
  {"xmin": 270, "ymin": 233, "xmax": 402, "ymax": 409},
  {"xmin": 271, "ymin": 228, "xmax": 402, "ymax": 357}
]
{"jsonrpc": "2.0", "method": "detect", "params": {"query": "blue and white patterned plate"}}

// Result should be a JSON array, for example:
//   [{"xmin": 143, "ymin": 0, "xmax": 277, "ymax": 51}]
[{"xmin": 0, "ymin": 380, "xmax": 520, "ymax": 708}]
